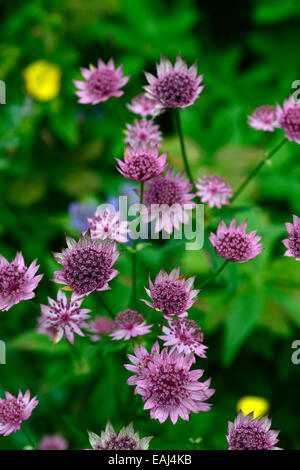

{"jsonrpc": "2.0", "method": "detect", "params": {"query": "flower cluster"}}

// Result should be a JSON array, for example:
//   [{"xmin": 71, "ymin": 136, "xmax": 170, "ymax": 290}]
[{"xmin": 110, "ymin": 309, "xmax": 152, "ymax": 341}]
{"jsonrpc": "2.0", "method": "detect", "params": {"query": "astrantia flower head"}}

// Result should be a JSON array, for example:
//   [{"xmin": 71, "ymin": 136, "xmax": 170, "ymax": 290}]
[
  {"xmin": 88, "ymin": 209, "xmax": 129, "ymax": 243},
  {"xmin": 88, "ymin": 316, "xmax": 114, "ymax": 342},
  {"xmin": 209, "ymin": 219, "xmax": 263, "ymax": 263},
  {"xmin": 53, "ymin": 232, "xmax": 120, "ymax": 299},
  {"xmin": 247, "ymin": 105, "xmax": 278, "ymax": 132},
  {"xmin": 74, "ymin": 58, "xmax": 129, "ymax": 105},
  {"xmin": 195, "ymin": 174, "xmax": 233, "ymax": 209},
  {"xmin": 0, "ymin": 252, "xmax": 43, "ymax": 311},
  {"xmin": 124, "ymin": 119, "xmax": 162, "ymax": 150},
  {"xmin": 227, "ymin": 411, "xmax": 281, "ymax": 450},
  {"xmin": 88, "ymin": 421, "xmax": 152, "ymax": 450},
  {"xmin": 144, "ymin": 53, "xmax": 204, "ymax": 109},
  {"xmin": 141, "ymin": 266, "xmax": 199, "ymax": 319},
  {"xmin": 116, "ymin": 147, "xmax": 167, "ymax": 182},
  {"xmin": 142, "ymin": 169, "xmax": 195, "ymax": 234},
  {"xmin": 159, "ymin": 318, "xmax": 207, "ymax": 359},
  {"xmin": 38, "ymin": 434, "xmax": 68, "ymax": 450},
  {"xmin": 125, "ymin": 343, "xmax": 214, "ymax": 424},
  {"xmin": 277, "ymin": 96, "xmax": 300, "ymax": 144},
  {"xmin": 0, "ymin": 390, "xmax": 38, "ymax": 436},
  {"xmin": 282, "ymin": 214, "xmax": 300, "ymax": 261},
  {"xmin": 110, "ymin": 309, "xmax": 152, "ymax": 341},
  {"xmin": 126, "ymin": 93, "xmax": 163, "ymax": 118},
  {"xmin": 39, "ymin": 290, "xmax": 91, "ymax": 344}
]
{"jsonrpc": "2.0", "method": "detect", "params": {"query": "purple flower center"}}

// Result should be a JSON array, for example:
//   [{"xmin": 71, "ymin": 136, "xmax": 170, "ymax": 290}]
[
  {"xmin": 87, "ymin": 69, "xmax": 118, "ymax": 99},
  {"xmin": 154, "ymin": 71, "xmax": 196, "ymax": 107},
  {"xmin": 0, "ymin": 264, "xmax": 26, "ymax": 296},
  {"xmin": 229, "ymin": 424, "xmax": 271, "ymax": 450},
  {"xmin": 146, "ymin": 364, "xmax": 189, "ymax": 407},
  {"xmin": 254, "ymin": 105, "xmax": 276, "ymax": 124},
  {"xmin": 144, "ymin": 178, "xmax": 183, "ymax": 206},
  {"xmin": 215, "ymin": 232, "xmax": 251, "ymax": 262},
  {"xmin": 63, "ymin": 246, "xmax": 113, "ymax": 296},
  {"xmin": 288, "ymin": 233, "xmax": 300, "ymax": 258},
  {"xmin": 281, "ymin": 107, "xmax": 300, "ymax": 138},
  {"xmin": 0, "ymin": 398, "xmax": 24, "ymax": 425},
  {"xmin": 96, "ymin": 435, "xmax": 140, "ymax": 450},
  {"xmin": 125, "ymin": 153, "xmax": 161, "ymax": 181},
  {"xmin": 113, "ymin": 309, "xmax": 144, "ymax": 330},
  {"xmin": 151, "ymin": 280, "xmax": 189, "ymax": 316}
]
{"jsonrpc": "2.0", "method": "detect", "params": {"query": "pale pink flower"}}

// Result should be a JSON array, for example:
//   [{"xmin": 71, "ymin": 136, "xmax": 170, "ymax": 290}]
[
  {"xmin": 74, "ymin": 58, "xmax": 129, "ymax": 105},
  {"xmin": 195, "ymin": 174, "xmax": 233, "ymax": 209},
  {"xmin": 0, "ymin": 390, "xmax": 38, "ymax": 436},
  {"xmin": 125, "ymin": 342, "xmax": 214, "ymax": 424},
  {"xmin": 209, "ymin": 218, "xmax": 263, "ymax": 263},
  {"xmin": 110, "ymin": 309, "xmax": 152, "ymax": 341},
  {"xmin": 282, "ymin": 214, "xmax": 300, "ymax": 261},
  {"xmin": 247, "ymin": 105, "xmax": 278, "ymax": 132},
  {"xmin": 144, "ymin": 53, "xmax": 204, "ymax": 109},
  {"xmin": 277, "ymin": 96, "xmax": 300, "ymax": 144},
  {"xmin": 88, "ymin": 209, "xmax": 129, "ymax": 243},
  {"xmin": 116, "ymin": 147, "xmax": 167, "ymax": 182},
  {"xmin": 88, "ymin": 421, "xmax": 152, "ymax": 450},
  {"xmin": 124, "ymin": 119, "xmax": 162, "ymax": 150},
  {"xmin": 0, "ymin": 252, "xmax": 43, "ymax": 311},
  {"xmin": 126, "ymin": 93, "xmax": 163, "ymax": 118},
  {"xmin": 38, "ymin": 434, "xmax": 68, "ymax": 450},
  {"xmin": 88, "ymin": 316, "xmax": 114, "ymax": 342},
  {"xmin": 39, "ymin": 290, "xmax": 91, "ymax": 344},
  {"xmin": 159, "ymin": 318, "xmax": 207, "ymax": 359}
]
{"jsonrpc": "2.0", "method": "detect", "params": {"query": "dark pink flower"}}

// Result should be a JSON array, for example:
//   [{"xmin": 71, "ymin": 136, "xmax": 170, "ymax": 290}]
[
  {"xmin": 39, "ymin": 290, "xmax": 91, "ymax": 344},
  {"xmin": 247, "ymin": 105, "xmax": 278, "ymax": 132},
  {"xmin": 141, "ymin": 266, "xmax": 199, "ymax": 319},
  {"xmin": 144, "ymin": 53, "xmax": 204, "ymax": 109},
  {"xmin": 124, "ymin": 119, "xmax": 162, "ymax": 150},
  {"xmin": 126, "ymin": 93, "xmax": 163, "ymax": 118},
  {"xmin": 74, "ymin": 58, "xmax": 129, "ymax": 105},
  {"xmin": 159, "ymin": 318, "xmax": 207, "ymax": 359},
  {"xmin": 115, "ymin": 147, "xmax": 167, "ymax": 182},
  {"xmin": 88, "ymin": 421, "xmax": 152, "ymax": 450},
  {"xmin": 227, "ymin": 411, "xmax": 281, "ymax": 450},
  {"xmin": 277, "ymin": 96, "xmax": 300, "ymax": 144},
  {"xmin": 0, "ymin": 390, "xmax": 38, "ymax": 436},
  {"xmin": 0, "ymin": 252, "xmax": 43, "ymax": 311},
  {"xmin": 125, "ymin": 343, "xmax": 214, "ymax": 424},
  {"xmin": 53, "ymin": 232, "xmax": 120, "ymax": 299},
  {"xmin": 195, "ymin": 174, "xmax": 233, "ymax": 209},
  {"xmin": 282, "ymin": 214, "xmax": 300, "ymax": 261},
  {"xmin": 209, "ymin": 219, "xmax": 263, "ymax": 263},
  {"xmin": 38, "ymin": 434, "xmax": 68, "ymax": 450},
  {"xmin": 110, "ymin": 309, "xmax": 152, "ymax": 341}
]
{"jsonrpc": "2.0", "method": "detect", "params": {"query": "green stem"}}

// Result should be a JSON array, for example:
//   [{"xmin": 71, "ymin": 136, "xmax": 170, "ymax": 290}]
[
  {"xmin": 21, "ymin": 425, "xmax": 36, "ymax": 449},
  {"xmin": 232, "ymin": 138, "xmax": 286, "ymax": 202},
  {"xmin": 99, "ymin": 296, "xmax": 114, "ymax": 318},
  {"xmin": 197, "ymin": 259, "xmax": 229, "ymax": 289},
  {"xmin": 131, "ymin": 182, "xmax": 144, "ymax": 307},
  {"xmin": 174, "ymin": 108, "xmax": 194, "ymax": 185}
]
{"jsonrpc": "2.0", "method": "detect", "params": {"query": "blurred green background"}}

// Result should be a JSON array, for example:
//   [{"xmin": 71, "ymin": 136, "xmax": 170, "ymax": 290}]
[{"xmin": 1, "ymin": 0, "xmax": 300, "ymax": 450}]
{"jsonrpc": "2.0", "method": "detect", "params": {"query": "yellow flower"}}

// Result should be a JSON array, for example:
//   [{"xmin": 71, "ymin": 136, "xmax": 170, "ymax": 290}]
[
  {"xmin": 237, "ymin": 396, "xmax": 270, "ymax": 418},
  {"xmin": 23, "ymin": 60, "xmax": 62, "ymax": 102}
]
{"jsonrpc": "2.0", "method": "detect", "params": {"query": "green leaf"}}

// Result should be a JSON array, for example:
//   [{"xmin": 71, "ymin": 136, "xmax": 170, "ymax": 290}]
[{"xmin": 8, "ymin": 330, "xmax": 69, "ymax": 354}]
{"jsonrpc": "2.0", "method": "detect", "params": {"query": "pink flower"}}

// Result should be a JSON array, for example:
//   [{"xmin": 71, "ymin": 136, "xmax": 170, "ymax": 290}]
[
  {"xmin": 88, "ymin": 316, "xmax": 114, "ymax": 342},
  {"xmin": 282, "ymin": 214, "xmax": 300, "ymax": 261},
  {"xmin": 141, "ymin": 169, "xmax": 195, "ymax": 234},
  {"xmin": 144, "ymin": 53, "xmax": 204, "ymax": 109},
  {"xmin": 110, "ymin": 309, "xmax": 152, "ymax": 341},
  {"xmin": 126, "ymin": 93, "xmax": 163, "ymax": 118},
  {"xmin": 88, "ymin": 421, "xmax": 152, "ymax": 450},
  {"xmin": 116, "ymin": 147, "xmax": 167, "ymax": 182},
  {"xmin": 39, "ymin": 290, "xmax": 91, "ymax": 344},
  {"xmin": 247, "ymin": 105, "xmax": 278, "ymax": 132},
  {"xmin": 209, "ymin": 219, "xmax": 263, "ymax": 263},
  {"xmin": 74, "ymin": 58, "xmax": 129, "ymax": 105},
  {"xmin": 38, "ymin": 434, "xmax": 68, "ymax": 450},
  {"xmin": 53, "ymin": 232, "xmax": 120, "ymax": 299},
  {"xmin": 124, "ymin": 119, "xmax": 162, "ymax": 150},
  {"xmin": 159, "ymin": 318, "xmax": 207, "ymax": 359},
  {"xmin": 88, "ymin": 209, "xmax": 129, "ymax": 243},
  {"xmin": 141, "ymin": 266, "xmax": 199, "ymax": 319},
  {"xmin": 125, "ymin": 342, "xmax": 214, "ymax": 424},
  {"xmin": 0, "ymin": 252, "xmax": 43, "ymax": 311},
  {"xmin": 277, "ymin": 96, "xmax": 300, "ymax": 144},
  {"xmin": 227, "ymin": 411, "xmax": 281, "ymax": 450},
  {"xmin": 0, "ymin": 390, "xmax": 38, "ymax": 436},
  {"xmin": 195, "ymin": 174, "xmax": 233, "ymax": 209}
]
